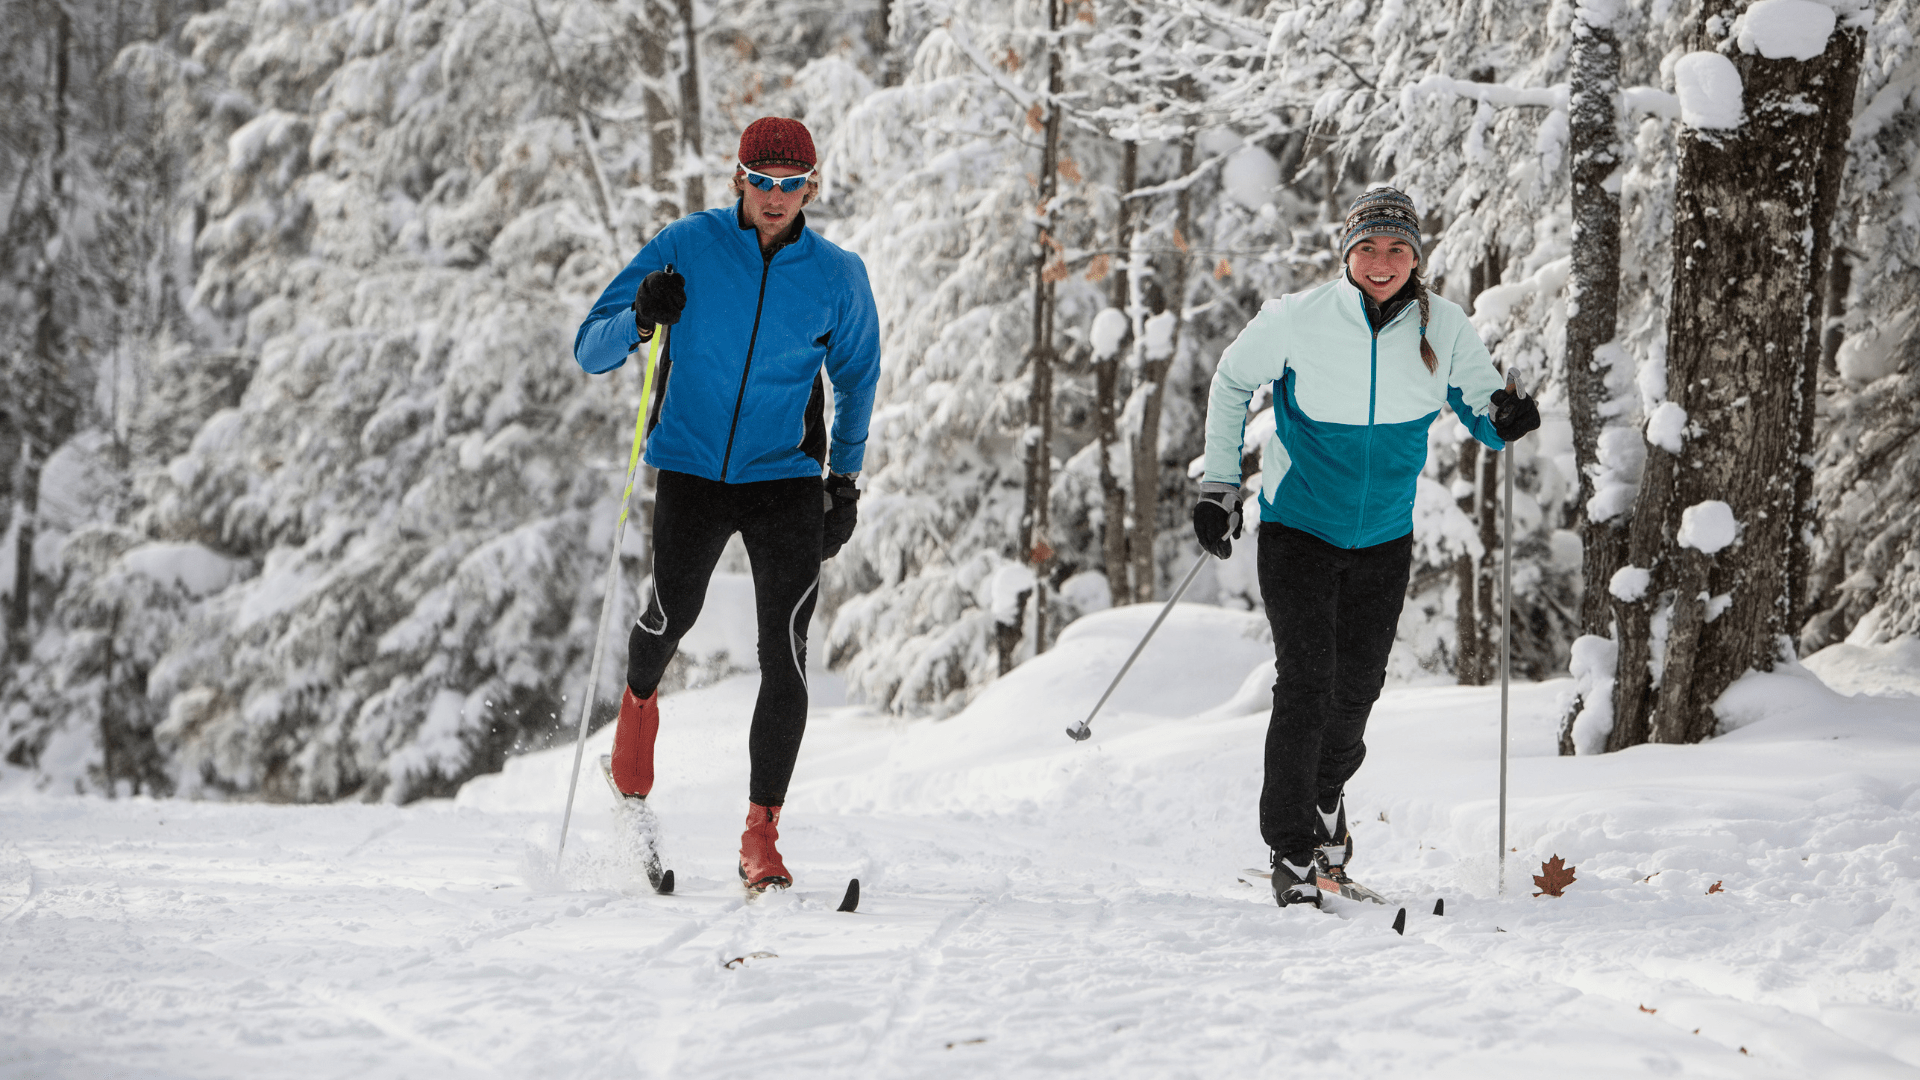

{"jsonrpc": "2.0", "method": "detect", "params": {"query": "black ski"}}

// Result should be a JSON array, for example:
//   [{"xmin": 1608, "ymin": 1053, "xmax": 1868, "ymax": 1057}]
[{"xmin": 600, "ymin": 755, "xmax": 674, "ymax": 894}]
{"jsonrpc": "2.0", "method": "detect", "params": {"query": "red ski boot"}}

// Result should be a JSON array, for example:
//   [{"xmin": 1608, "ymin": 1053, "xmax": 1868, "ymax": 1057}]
[
  {"xmin": 608, "ymin": 687, "xmax": 660, "ymax": 798},
  {"xmin": 738, "ymin": 803, "xmax": 792, "ymax": 892}
]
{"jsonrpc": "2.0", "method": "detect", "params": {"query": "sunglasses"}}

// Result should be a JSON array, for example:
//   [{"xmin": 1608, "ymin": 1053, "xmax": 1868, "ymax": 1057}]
[{"xmin": 738, "ymin": 164, "xmax": 815, "ymax": 193}]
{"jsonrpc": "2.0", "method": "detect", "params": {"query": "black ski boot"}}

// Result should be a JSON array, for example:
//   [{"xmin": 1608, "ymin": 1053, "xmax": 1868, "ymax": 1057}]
[{"xmin": 1271, "ymin": 848, "xmax": 1322, "ymax": 908}]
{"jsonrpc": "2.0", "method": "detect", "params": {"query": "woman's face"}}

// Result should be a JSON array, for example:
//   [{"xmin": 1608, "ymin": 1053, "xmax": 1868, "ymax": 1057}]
[{"xmin": 1347, "ymin": 236, "xmax": 1418, "ymax": 303}]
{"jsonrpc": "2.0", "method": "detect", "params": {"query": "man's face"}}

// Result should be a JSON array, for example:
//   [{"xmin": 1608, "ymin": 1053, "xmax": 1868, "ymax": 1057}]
[
  {"xmin": 1348, "ymin": 236, "xmax": 1418, "ymax": 302},
  {"xmin": 739, "ymin": 163, "xmax": 812, "ymax": 244}
]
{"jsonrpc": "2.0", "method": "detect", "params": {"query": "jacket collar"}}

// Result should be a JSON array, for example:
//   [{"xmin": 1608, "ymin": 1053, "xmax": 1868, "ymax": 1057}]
[
  {"xmin": 734, "ymin": 199, "xmax": 807, "ymax": 258},
  {"xmin": 1346, "ymin": 271, "xmax": 1417, "ymax": 331}
]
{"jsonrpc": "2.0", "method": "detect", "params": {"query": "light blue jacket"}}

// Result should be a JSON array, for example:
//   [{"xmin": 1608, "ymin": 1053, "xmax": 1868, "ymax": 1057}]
[
  {"xmin": 1202, "ymin": 277, "xmax": 1506, "ymax": 549},
  {"xmin": 574, "ymin": 204, "xmax": 881, "ymax": 482}
]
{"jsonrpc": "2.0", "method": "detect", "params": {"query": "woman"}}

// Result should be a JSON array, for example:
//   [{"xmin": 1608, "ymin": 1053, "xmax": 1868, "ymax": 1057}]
[{"xmin": 1193, "ymin": 187, "xmax": 1540, "ymax": 908}]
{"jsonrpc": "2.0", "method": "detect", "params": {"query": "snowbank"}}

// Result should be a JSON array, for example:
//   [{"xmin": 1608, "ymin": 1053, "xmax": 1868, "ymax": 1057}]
[{"xmin": 7, "ymin": 604, "xmax": 1920, "ymax": 1079}]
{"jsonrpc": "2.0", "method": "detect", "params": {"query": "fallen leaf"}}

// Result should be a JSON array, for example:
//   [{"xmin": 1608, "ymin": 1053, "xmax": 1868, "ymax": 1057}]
[
  {"xmin": 1706, "ymin": 880, "xmax": 1724, "ymax": 895},
  {"xmin": 1639, "ymin": 1005, "xmax": 1657, "ymax": 1014},
  {"xmin": 1533, "ymin": 855, "xmax": 1577, "ymax": 897}
]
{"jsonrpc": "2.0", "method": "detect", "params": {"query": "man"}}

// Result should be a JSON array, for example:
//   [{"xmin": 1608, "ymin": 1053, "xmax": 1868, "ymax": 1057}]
[{"xmin": 573, "ymin": 117, "xmax": 881, "ymax": 893}]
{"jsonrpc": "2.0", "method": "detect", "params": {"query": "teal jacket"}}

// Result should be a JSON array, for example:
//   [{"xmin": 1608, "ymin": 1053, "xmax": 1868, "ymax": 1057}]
[{"xmin": 1202, "ymin": 278, "xmax": 1506, "ymax": 549}]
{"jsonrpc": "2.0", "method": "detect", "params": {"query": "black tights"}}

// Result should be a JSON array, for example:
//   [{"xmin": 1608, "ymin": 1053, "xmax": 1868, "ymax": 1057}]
[
  {"xmin": 1257, "ymin": 522, "xmax": 1412, "ymax": 856},
  {"xmin": 627, "ymin": 469, "xmax": 822, "ymax": 806}
]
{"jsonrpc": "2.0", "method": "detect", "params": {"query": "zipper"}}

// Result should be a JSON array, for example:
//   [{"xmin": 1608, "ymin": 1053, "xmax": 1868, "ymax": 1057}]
[
  {"xmin": 1350, "ymin": 290, "xmax": 1414, "ymax": 548},
  {"xmin": 719, "ymin": 246, "xmax": 779, "ymax": 481}
]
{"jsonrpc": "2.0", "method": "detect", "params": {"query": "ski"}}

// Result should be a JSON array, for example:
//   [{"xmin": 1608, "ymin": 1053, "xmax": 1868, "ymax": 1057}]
[
  {"xmin": 1238, "ymin": 868, "xmax": 1412, "ymax": 908},
  {"xmin": 742, "ymin": 876, "xmax": 860, "ymax": 912},
  {"xmin": 600, "ymin": 755, "xmax": 674, "ymax": 894}
]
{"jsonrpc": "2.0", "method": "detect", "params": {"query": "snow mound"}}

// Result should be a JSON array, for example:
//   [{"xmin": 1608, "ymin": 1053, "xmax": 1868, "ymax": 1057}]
[
  {"xmin": 1678, "ymin": 500, "xmax": 1738, "ymax": 555},
  {"xmin": 1674, "ymin": 51, "xmax": 1745, "ymax": 129},
  {"xmin": 1736, "ymin": 0, "xmax": 1837, "ymax": 60}
]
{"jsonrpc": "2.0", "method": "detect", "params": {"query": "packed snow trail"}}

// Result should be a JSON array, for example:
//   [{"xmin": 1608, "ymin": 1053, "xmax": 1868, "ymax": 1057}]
[{"xmin": 4, "ymin": 603, "xmax": 1920, "ymax": 1078}]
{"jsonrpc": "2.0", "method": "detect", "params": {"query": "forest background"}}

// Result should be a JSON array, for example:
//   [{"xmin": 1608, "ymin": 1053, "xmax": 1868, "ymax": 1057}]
[{"xmin": 1, "ymin": 0, "xmax": 1916, "ymax": 803}]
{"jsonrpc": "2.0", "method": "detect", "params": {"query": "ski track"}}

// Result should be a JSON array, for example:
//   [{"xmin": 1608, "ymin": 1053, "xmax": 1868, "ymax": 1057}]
[{"xmin": 5, "ymin": 609, "xmax": 1920, "ymax": 1078}]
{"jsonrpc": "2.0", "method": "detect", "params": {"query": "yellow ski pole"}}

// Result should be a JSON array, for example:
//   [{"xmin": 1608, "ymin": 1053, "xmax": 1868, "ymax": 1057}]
[{"xmin": 555, "ymin": 285, "xmax": 670, "ymax": 871}]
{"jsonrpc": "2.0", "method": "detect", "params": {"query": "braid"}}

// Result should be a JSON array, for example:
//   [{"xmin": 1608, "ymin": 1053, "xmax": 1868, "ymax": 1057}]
[{"xmin": 1415, "ymin": 273, "xmax": 1438, "ymax": 374}]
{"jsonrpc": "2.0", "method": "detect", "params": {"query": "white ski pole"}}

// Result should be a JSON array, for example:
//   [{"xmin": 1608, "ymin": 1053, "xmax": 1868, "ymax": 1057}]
[
  {"xmin": 1498, "ymin": 374, "xmax": 1517, "ymax": 896},
  {"xmin": 555, "ymin": 296, "xmax": 671, "ymax": 872},
  {"xmin": 1066, "ymin": 549, "xmax": 1210, "ymax": 742}
]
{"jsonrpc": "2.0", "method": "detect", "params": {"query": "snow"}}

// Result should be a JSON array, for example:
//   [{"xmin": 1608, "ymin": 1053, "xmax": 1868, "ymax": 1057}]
[
  {"xmin": 1610, "ymin": 564, "xmax": 1651, "ymax": 602},
  {"xmin": 6, "ymin": 603, "xmax": 1920, "ymax": 1077},
  {"xmin": 1220, "ymin": 145, "xmax": 1280, "ymax": 210},
  {"xmin": 1088, "ymin": 307, "xmax": 1129, "ymax": 360},
  {"xmin": 121, "ymin": 542, "xmax": 244, "ymax": 598},
  {"xmin": 1736, "ymin": 0, "xmax": 1838, "ymax": 61},
  {"xmin": 1564, "ymin": 634, "xmax": 1619, "ymax": 754},
  {"xmin": 984, "ymin": 563, "xmax": 1037, "ymax": 625},
  {"xmin": 1674, "ymin": 52, "xmax": 1746, "ymax": 130},
  {"xmin": 1678, "ymin": 500, "xmax": 1740, "ymax": 555},
  {"xmin": 1646, "ymin": 400, "xmax": 1689, "ymax": 453},
  {"xmin": 1142, "ymin": 311, "xmax": 1177, "ymax": 361}
]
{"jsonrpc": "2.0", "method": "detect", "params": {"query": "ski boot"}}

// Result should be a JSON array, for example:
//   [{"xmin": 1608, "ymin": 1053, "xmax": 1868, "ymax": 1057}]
[
  {"xmin": 739, "ymin": 803, "xmax": 792, "ymax": 893},
  {"xmin": 1314, "ymin": 791, "xmax": 1353, "ymax": 886},
  {"xmin": 609, "ymin": 686, "xmax": 660, "ymax": 798},
  {"xmin": 1271, "ymin": 848, "xmax": 1322, "ymax": 908}
]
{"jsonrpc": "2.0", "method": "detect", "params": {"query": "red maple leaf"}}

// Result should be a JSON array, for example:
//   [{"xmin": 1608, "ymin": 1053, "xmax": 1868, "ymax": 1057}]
[
  {"xmin": 1533, "ymin": 855, "xmax": 1577, "ymax": 897},
  {"xmin": 1706, "ymin": 880, "xmax": 1724, "ymax": 894}
]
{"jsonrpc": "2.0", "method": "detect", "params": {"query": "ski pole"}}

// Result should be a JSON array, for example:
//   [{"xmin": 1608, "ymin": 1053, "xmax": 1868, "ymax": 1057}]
[
  {"xmin": 1066, "ymin": 549, "xmax": 1210, "ymax": 742},
  {"xmin": 555, "ymin": 286, "xmax": 672, "ymax": 872},
  {"xmin": 1498, "ymin": 374, "xmax": 1517, "ymax": 896}
]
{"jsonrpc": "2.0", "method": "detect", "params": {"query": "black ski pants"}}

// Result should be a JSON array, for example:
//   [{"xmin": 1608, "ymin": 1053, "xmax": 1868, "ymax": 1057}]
[
  {"xmin": 626, "ymin": 469, "xmax": 822, "ymax": 807},
  {"xmin": 1256, "ymin": 521, "xmax": 1412, "ymax": 857}
]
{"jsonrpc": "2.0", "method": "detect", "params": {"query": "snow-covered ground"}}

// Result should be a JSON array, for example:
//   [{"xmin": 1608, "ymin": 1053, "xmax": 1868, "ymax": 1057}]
[{"xmin": 5, "ymin": 600, "xmax": 1920, "ymax": 1078}]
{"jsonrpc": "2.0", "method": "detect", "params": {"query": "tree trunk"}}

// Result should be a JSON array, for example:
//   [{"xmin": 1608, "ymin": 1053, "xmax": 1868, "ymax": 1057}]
[
  {"xmin": 1566, "ymin": 5, "xmax": 1627, "ymax": 641},
  {"xmin": 10, "ymin": 7, "xmax": 71, "ymax": 661},
  {"xmin": 1453, "ymin": 442, "xmax": 1482, "ymax": 683},
  {"xmin": 639, "ymin": 3, "xmax": 677, "ymax": 217},
  {"xmin": 675, "ymin": 0, "xmax": 704, "ymax": 212},
  {"xmin": 1020, "ymin": 0, "xmax": 1065, "ymax": 651},
  {"xmin": 1129, "ymin": 133, "xmax": 1194, "ymax": 603},
  {"xmin": 1097, "ymin": 140, "xmax": 1136, "ymax": 603},
  {"xmin": 1608, "ymin": 16, "xmax": 1864, "ymax": 749}
]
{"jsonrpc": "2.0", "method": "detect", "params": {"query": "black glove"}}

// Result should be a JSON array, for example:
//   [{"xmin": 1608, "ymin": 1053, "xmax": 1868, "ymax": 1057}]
[
  {"xmin": 633, "ymin": 269, "xmax": 686, "ymax": 329},
  {"xmin": 1490, "ymin": 387, "xmax": 1541, "ymax": 442},
  {"xmin": 822, "ymin": 473, "xmax": 859, "ymax": 560},
  {"xmin": 1192, "ymin": 483, "xmax": 1243, "ymax": 560}
]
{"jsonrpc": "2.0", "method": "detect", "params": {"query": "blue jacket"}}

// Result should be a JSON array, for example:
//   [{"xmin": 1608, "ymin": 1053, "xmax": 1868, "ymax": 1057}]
[
  {"xmin": 575, "ymin": 204, "xmax": 882, "ymax": 483},
  {"xmin": 1202, "ymin": 278, "xmax": 1506, "ymax": 549}
]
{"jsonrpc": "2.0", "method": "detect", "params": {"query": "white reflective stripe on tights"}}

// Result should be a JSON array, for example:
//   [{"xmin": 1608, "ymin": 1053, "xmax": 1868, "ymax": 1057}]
[
  {"xmin": 637, "ymin": 576, "xmax": 668, "ymax": 636},
  {"xmin": 787, "ymin": 576, "xmax": 818, "ymax": 688}
]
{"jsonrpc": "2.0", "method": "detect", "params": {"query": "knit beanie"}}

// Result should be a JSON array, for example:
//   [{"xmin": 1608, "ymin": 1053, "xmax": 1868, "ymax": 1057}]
[
  {"xmin": 1340, "ymin": 187, "xmax": 1423, "ymax": 263},
  {"xmin": 738, "ymin": 117, "xmax": 817, "ymax": 170}
]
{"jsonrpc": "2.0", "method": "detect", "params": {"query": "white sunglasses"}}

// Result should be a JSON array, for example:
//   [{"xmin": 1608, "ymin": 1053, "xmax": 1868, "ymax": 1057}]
[{"xmin": 737, "ymin": 164, "xmax": 816, "ymax": 193}]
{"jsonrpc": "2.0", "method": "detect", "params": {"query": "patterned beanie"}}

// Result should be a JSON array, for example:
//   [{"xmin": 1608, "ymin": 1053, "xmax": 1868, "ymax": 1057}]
[
  {"xmin": 1340, "ymin": 187, "xmax": 1423, "ymax": 264},
  {"xmin": 738, "ymin": 117, "xmax": 817, "ymax": 170}
]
